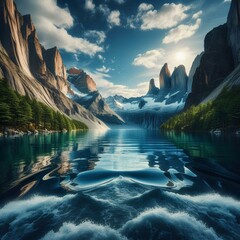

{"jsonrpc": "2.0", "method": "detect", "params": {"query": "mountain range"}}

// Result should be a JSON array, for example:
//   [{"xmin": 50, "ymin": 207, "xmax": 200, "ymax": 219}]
[
  {"xmin": 0, "ymin": 0, "xmax": 239, "ymax": 131},
  {"xmin": 0, "ymin": 0, "xmax": 121, "ymax": 129}
]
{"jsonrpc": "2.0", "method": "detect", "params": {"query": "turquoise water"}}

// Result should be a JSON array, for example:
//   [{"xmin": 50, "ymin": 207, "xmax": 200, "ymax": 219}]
[{"xmin": 0, "ymin": 129, "xmax": 240, "ymax": 239}]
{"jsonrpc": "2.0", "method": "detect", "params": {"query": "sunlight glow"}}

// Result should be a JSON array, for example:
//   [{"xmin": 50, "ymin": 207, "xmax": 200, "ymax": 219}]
[{"xmin": 175, "ymin": 51, "xmax": 186, "ymax": 62}]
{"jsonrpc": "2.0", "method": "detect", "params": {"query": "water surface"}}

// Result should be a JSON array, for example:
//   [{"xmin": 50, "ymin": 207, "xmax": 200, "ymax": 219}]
[{"xmin": 0, "ymin": 129, "xmax": 240, "ymax": 240}]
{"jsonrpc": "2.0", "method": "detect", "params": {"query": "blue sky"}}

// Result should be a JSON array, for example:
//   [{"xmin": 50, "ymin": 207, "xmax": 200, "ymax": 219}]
[{"xmin": 15, "ymin": 0, "xmax": 231, "ymax": 97}]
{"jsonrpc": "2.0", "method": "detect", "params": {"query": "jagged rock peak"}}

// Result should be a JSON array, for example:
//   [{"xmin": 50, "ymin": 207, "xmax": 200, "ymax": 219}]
[
  {"xmin": 43, "ymin": 47, "xmax": 66, "ymax": 79},
  {"xmin": 68, "ymin": 68, "xmax": 97, "ymax": 93},
  {"xmin": 67, "ymin": 67, "xmax": 82, "ymax": 75},
  {"xmin": 159, "ymin": 63, "xmax": 171, "ymax": 91},
  {"xmin": 227, "ymin": 0, "xmax": 240, "ymax": 66},
  {"xmin": 147, "ymin": 78, "xmax": 159, "ymax": 95},
  {"xmin": 170, "ymin": 65, "xmax": 188, "ymax": 92}
]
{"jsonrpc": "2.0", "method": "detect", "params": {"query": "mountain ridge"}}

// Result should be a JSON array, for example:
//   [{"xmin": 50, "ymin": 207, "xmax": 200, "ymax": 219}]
[{"xmin": 0, "ymin": 0, "xmax": 107, "ymax": 129}]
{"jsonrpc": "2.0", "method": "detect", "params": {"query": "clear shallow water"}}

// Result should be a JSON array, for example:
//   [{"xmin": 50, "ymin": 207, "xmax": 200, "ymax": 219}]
[{"xmin": 0, "ymin": 129, "xmax": 240, "ymax": 240}]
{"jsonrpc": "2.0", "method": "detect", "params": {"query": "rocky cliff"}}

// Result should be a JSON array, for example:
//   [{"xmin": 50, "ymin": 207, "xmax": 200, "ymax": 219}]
[
  {"xmin": 155, "ymin": 63, "xmax": 188, "ymax": 103},
  {"xmin": 67, "ymin": 69, "xmax": 97, "ymax": 93},
  {"xmin": 187, "ymin": 52, "xmax": 203, "ymax": 93},
  {"xmin": 0, "ymin": 0, "xmax": 107, "ymax": 129},
  {"xmin": 159, "ymin": 63, "xmax": 171, "ymax": 91},
  {"xmin": 185, "ymin": 24, "xmax": 234, "ymax": 108},
  {"xmin": 170, "ymin": 65, "xmax": 188, "ymax": 93},
  {"xmin": 147, "ymin": 78, "xmax": 159, "ymax": 96},
  {"xmin": 227, "ymin": 0, "xmax": 240, "ymax": 67},
  {"xmin": 68, "ymin": 69, "xmax": 124, "ymax": 125}
]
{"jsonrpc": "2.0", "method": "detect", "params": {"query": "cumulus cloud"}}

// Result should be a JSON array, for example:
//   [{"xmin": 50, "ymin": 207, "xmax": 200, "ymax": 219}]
[
  {"xmin": 15, "ymin": 0, "xmax": 102, "ymax": 56},
  {"xmin": 84, "ymin": 30, "xmax": 106, "ymax": 44},
  {"xmin": 163, "ymin": 18, "xmax": 201, "ymax": 44},
  {"xmin": 108, "ymin": 10, "xmax": 121, "ymax": 27},
  {"xmin": 98, "ymin": 54, "xmax": 105, "ymax": 62},
  {"xmin": 96, "ymin": 65, "xmax": 112, "ymax": 73},
  {"xmin": 128, "ymin": 3, "xmax": 190, "ymax": 30},
  {"xmin": 85, "ymin": 0, "xmax": 95, "ymax": 11},
  {"xmin": 133, "ymin": 49, "xmax": 165, "ymax": 69},
  {"xmin": 132, "ymin": 47, "xmax": 197, "ymax": 74},
  {"xmin": 192, "ymin": 10, "xmax": 202, "ymax": 20},
  {"xmin": 86, "ymin": 70, "xmax": 148, "ymax": 97}
]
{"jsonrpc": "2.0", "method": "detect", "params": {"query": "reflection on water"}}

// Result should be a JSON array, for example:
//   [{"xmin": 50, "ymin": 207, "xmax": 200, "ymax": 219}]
[{"xmin": 0, "ymin": 129, "xmax": 240, "ymax": 240}]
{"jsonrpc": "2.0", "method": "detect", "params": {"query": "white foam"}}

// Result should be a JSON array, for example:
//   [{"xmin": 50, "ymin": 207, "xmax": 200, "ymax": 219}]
[
  {"xmin": 121, "ymin": 207, "xmax": 221, "ymax": 240},
  {"xmin": 41, "ymin": 222, "xmax": 126, "ymax": 240}
]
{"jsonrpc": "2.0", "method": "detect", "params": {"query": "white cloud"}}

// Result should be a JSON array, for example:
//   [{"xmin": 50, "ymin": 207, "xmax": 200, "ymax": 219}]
[
  {"xmin": 86, "ymin": 70, "xmax": 148, "ymax": 97},
  {"xmin": 110, "ymin": 0, "xmax": 126, "ymax": 4},
  {"xmin": 223, "ymin": 0, "xmax": 231, "ymax": 3},
  {"xmin": 128, "ymin": 3, "xmax": 190, "ymax": 30},
  {"xmin": 99, "ymin": 4, "xmax": 111, "ymax": 16},
  {"xmin": 84, "ymin": 30, "xmax": 106, "ymax": 44},
  {"xmin": 132, "ymin": 47, "xmax": 198, "ymax": 74},
  {"xmin": 163, "ymin": 18, "xmax": 201, "ymax": 44},
  {"xmin": 107, "ymin": 10, "xmax": 121, "ymax": 27},
  {"xmin": 15, "ymin": 0, "xmax": 102, "ymax": 56},
  {"xmin": 133, "ymin": 49, "xmax": 165, "ymax": 69},
  {"xmin": 98, "ymin": 54, "xmax": 105, "ymax": 62},
  {"xmin": 138, "ymin": 3, "xmax": 154, "ymax": 12},
  {"xmin": 85, "ymin": 0, "xmax": 95, "ymax": 11},
  {"xmin": 192, "ymin": 10, "xmax": 202, "ymax": 20},
  {"xmin": 96, "ymin": 65, "xmax": 111, "ymax": 73},
  {"xmin": 74, "ymin": 54, "xmax": 80, "ymax": 62}
]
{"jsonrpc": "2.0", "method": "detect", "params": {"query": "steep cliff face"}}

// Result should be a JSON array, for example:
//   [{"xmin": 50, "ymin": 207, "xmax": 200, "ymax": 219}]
[
  {"xmin": 155, "ymin": 63, "xmax": 188, "ymax": 103},
  {"xmin": 159, "ymin": 63, "xmax": 171, "ymax": 91},
  {"xmin": 147, "ymin": 78, "xmax": 159, "ymax": 96},
  {"xmin": 0, "ymin": 0, "xmax": 32, "ymax": 77},
  {"xmin": 68, "ymin": 69, "xmax": 97, "ymax": 94},
  {"xmin": 185, "ymin": 24, "xmax": 234, "ymax": 108},
  {"xmin": 170, "ymin": 65, "xmax": 188, "ymax": 93},
  {"xmin": 0, "ymin": 0, "xmax": 107, "ymax": 129},
  {"xmin": 227, "ymin": 0, "xmax": 240, "ymax": 67},
  {"xmin": 0, "ymin": 0, "xmax": 70, "ymax": 94},
  {"xmin": 187, "ymin": 52, "xmax": 203, "ymax": 93},
  {"xmin": 68, "ymin": 69, "xmax": 124, "ymax": 125}
]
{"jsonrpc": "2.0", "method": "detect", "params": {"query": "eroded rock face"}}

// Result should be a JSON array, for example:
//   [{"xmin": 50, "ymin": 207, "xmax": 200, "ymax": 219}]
[
  {"xmin": 227, "ymin": 0, "xmax": 240, "ymax": 66},
  {"xmin": 68, "ymin": 68, "xmax": 124, "ymax": 125},
  {"xmin": 170, "ymin": 65, "xmax": 188, "ymax": 93},
  {"xmin": 185, "ymin": 24, "xmax": 234, "ymax": 108},
  {"xmin": 68, "ymin": 70, "xmax": 97, "ymax": 93},
  {"xmin": 155, "ymin": 63, "xmax": 188, "ymax": 103},
  {"xmin": 147, "ymin": 78, "xmax": 159, "ymax": 96},
  {"xmin": 187, "ymin": 52, "xmax": 203, "ymax": 93},
  {"xmin": 0, "ymin": 0, "xmax": 107, "ymax": 129},
  {"xmin": 159, "ymin": 63, "xmax": 171, "ymax": 91},
  {"xmin": 67, "ymin": 67, "xmax": 82, "ymax": 75},
  {"xmin": 0, "ymin": 0, "xmax": 68, "ymax": 94},
  {"xmin": 43, "ymin": 47, "xmax": 66, "ymax": 79}
]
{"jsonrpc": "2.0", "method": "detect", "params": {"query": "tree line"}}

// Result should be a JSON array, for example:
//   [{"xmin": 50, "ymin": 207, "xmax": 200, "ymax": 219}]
[
  {"xmin": 161, "ymin": 86, "xmax": 240, "ymax": 132},
  {"xmin": 0, "ymin": 79, "xmax": 87, "ymax": 132}
]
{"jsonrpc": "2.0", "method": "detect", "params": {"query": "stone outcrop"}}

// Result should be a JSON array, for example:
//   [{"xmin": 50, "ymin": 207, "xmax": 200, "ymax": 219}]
[
  {"xmin": 227, "ymin": 0, "xmax": 240, "ymax": 67},
  {"xmin": 185, "ymin": 24, "xmax": 234, "ymax": 108},
  {"xmin": 170, "ymin": 65, "xmax": 188, "ymax": 93},
  {"xmin": 187, "ymin": 52, "xmax": 203, "ymax": 93},
  {"xmin": 67, "ymin": 67, "xmax": 82, "ymax": 75},
  {"xmin": 147, "ymin": 78, "xmax": 159, "ymax": 96},
  {"xmin": 68, "ymin": 68, "xmax": 124, "ymax": 125},
  {"xmin": 159, "ymin": 63, "xmax": 171, "ymax": 91},
  {"xmin": 155, "ymin": 63, "xmax": 188, "ymax": 103},
  {"xmin": 68, "ymin": 69, "xmax": 97, "ymax": 93},
  {"xmin": 0, "ymin": 0, "xmax": 107, "ymax": 129}
]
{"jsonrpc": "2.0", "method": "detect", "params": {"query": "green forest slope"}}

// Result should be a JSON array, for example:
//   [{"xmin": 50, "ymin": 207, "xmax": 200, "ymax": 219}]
[
  {"xmin": 0, "ymin": 79, "xmax": 87, "ymax": 132},
  {"xmin": 161, "ymin": 86, "xmax": 240, "ymax": 132}
]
